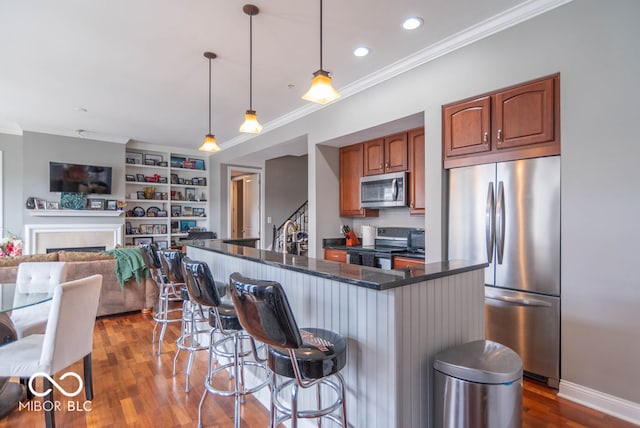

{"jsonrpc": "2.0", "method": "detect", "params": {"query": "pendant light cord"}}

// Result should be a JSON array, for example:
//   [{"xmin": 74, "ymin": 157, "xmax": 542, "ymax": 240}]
[
  {"xmin": 249, "ymin": 13, "xmax": 254, "ymax": 110},
  {"xmin": 319, "ymin": 0, "xmax": 323, "ymax": 70},
  {"xmin": 208, "ymin": 57, "xmax": 212, "ymax": 134}
]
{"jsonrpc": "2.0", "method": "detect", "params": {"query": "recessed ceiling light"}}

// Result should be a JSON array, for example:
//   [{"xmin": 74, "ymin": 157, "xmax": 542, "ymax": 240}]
[
  {"xmin": 402, "ymin": 17, "xmax": 423, "ymax": 30},
  {"xmin": 353, "ymin": 46, "xmax": 370, "ymax": 57}
]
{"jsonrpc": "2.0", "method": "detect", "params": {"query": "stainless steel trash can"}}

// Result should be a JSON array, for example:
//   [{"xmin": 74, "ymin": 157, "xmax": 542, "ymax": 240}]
[{"xmin": 434, "ymin": 340, "xmax": 522, "ymax": 428}]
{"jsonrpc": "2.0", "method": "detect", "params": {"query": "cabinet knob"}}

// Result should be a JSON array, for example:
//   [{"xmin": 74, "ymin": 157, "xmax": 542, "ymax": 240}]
[
  {"xmin": 497, "ymin": 129, "xmax": 503, "ymax": 143},
  {"xmin": 483, "ymin": 132, "xmax": 489, "ymax": 143}
]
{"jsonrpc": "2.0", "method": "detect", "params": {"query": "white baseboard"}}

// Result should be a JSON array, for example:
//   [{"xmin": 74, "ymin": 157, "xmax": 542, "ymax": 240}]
[{"xmin": 558, "ymin": 380, "xmax": 640, "ymax": 425}]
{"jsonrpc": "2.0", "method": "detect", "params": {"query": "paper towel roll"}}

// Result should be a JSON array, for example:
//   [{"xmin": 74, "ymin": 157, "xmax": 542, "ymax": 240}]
[{"xmin": 362, "ymin": 225, "xmax": 376, "ymax": 247}]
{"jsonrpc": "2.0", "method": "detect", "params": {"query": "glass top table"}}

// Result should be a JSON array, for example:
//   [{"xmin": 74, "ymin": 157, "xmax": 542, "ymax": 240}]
[
  {"xmin": 0, "ymin": 284, "xmax": 53, "ymax": 314},
  {"xmin": 0, "ymin": 284, "xmax": 54, "ymax": 417}
]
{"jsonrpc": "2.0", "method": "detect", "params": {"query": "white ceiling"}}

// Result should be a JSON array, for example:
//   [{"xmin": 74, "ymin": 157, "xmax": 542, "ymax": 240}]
[{"xmin": 1, "ymin": 0, "xmax": 548, "ymax": 152}]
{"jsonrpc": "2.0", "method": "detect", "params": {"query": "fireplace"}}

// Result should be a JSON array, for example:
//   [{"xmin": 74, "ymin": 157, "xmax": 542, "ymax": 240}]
[
  {"xmin": 24, "ymin": 224, "xmax": 123, "ymax": 255},
  {"xmin": 46, "ymin": 246, "xmax": 107, "ymax": 253}
]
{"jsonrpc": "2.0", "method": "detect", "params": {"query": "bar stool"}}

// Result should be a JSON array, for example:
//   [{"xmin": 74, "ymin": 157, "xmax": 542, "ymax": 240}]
[
  {"xmin": 229, "ymin": 272, "xmax": 348, "ymax": 428},
  {"xmin": 182, "ymin": 258, "xmax": 269, "ymax": 428},
  {"xmin": 158, "ymin": 250, "xmax": 208, "ymax": 391},
  {"xmin": 139, "ymin": 243, "xmax": 182, "ymax": 355}
]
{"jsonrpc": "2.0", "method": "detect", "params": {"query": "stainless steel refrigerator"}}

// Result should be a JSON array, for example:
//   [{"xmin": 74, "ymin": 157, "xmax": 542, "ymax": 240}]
[{"xmin": 447, "ymin": 156, "xmax": 560, "ymax": 387}]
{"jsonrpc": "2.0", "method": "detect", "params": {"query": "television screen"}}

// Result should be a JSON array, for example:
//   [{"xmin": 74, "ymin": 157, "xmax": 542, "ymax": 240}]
[{"xmin": 49, "ymin": 162, "xmax": 112, "ymax": 194}]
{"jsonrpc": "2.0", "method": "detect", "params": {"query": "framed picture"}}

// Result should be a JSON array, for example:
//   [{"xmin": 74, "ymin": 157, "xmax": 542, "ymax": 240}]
[
  {"xmin": 171, "ymin": 221, "xmax": 179, "ymax": 233},
  {"xmin": 170, "ymin": 173, "xmax": 178, "ymax": 184},
  {"xmin": 180, "ymin": 220, "xmax": 197, "ymax": 232},
  {"xmin": 144, "ymin": 153, "xmax": 163, "ymax": 165},
  {"xmin": 125, "ymin": 174, "xmax": 135, "ymax": 182},
  {"xmin": 133, "ymin": 237, "xmax": 153, "ymax": 245},
  {"xmin": 157, "ymin": 209, "xmax": 168, "ymax": 217},
  {"xmin": 192, "ymin": 158, "xmax": 205, "ymax": 170},
  {"xmin": 46, "ymin": 201, "xmax": 60, "ymax": 210},
  {"xmin": 171, "ymin": 205, "xmax": 182, "ymax": 217},
  {"xmin": 185, "ymin": 187, "xmax": 196, "ymax": 201},
  {"xmin": 184, "ymin": 179, "xmax": 192, "ymax": 185},
  {"xmin": 157, "ymin": 161, "xmax": 168, "ymax": 167},
  {"xmin": 193, "ymin": 207, "xmax": 205, "ymax": 217},
  {"xmin": 125, "ymin": 221, "xmax": 132, "ymax": 235},
  {"xmin": 87, "ymin": 198, "xmax": 105, "ymax": 210},
  {"xmin": 157, "ymin": 176, "xmax": 168, "ymax": 184},
  {"xmin": 177, "ymin": 177, "xmax": 184, "ymax": 185},
  {"xmin": 156, "ymin": 240, "xmax": 168, "ymax": 250},
  {"xmin": 182, "ymin": 206, "xmax": 193, "ymax": 217},
  {"xmin": 139, "ymin": 224, "xmax": 153, "ymax": 234},
  {"xmin": 171, "ymin": 156, "xmax": 186, "ymax": 168},
  {"xmin": 105, "ymin": 199, "xmax": 117, "ymax": 210},
  {"xmin": 137, "ymin": 191, "xmax": 146, "ymax": 200},
  {"xmin": 136, "ymin": 173, "xmax": 145, "ymax": 182},
  {"xmin": 126, "ymin": 152, "xmax": 143, "ymax": 164}
]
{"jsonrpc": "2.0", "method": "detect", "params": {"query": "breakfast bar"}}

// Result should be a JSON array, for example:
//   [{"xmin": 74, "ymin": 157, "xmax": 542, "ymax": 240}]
[{"xmin": 187, "ymin": 241, "xmax": 486, "ymax": 427}]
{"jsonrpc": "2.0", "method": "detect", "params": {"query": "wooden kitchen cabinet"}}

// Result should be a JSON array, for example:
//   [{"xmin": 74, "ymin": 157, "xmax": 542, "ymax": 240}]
[
  {"xmin": 363, "ymin": 133, "xmax": 408, "ymax": 176},
  {"xmin": 339, "ymin": 143, "xmax": 379, "ymax": 217},
  {"xmin": 443, "ymin": 74, "xmax": 560, "ymax": 169},
  {"xmin": 408, "ymin": 127, "xmax": 425, "ymax": 215},
  {"xmin": 393, "ymin": 256, "xmax": 425, "ymax": 269},
  {"xmin": 324, "ymin": 248, "xmax": 347, "ymax": 263}
]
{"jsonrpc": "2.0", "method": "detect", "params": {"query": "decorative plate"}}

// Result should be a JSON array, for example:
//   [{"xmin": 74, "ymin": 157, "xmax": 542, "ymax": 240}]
[
  {"xmin": 60, "ymin": 192, "xmax": 86, "ymax": 210},
  {"xmin": 132, "ymin": 206, "xmax": 146, "ymax": 217},
  {"xmin": 146, "ymin": 206, "xmax": 160, "ymax": 217}
]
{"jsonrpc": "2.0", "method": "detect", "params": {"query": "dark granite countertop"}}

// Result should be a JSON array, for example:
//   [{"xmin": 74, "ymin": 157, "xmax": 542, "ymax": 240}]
[{"xmin": 187, "ymin": 241, "xmax": 486, "ymax": 291}]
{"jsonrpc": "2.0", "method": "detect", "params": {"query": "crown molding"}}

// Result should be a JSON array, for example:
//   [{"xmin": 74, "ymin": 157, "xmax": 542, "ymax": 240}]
[{"xmin": 219, "ymin": 0, "xmax": 573, "ymax": 151}]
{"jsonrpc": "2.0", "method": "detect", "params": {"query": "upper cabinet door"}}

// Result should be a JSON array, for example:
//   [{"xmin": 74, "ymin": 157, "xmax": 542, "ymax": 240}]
[
  {"xmin": 363, "ymin": 139, "xmax": 385, "ymax": 176},
  {"xmin": 340, "ymin": 143, "xmax": 379, "ymax": 218},
  {"xmin": 442, "ymin": 74, "xmax": 560, "ymax": 169},
  {"xmin": 408, "ymin": 128, "xmax": 425, "ymax": 215},
  {"xmin": 384, "ymin": 132, "xmax": 409, "ymax": 173},
  {"xmin": 493, "ymin": 77, "xmax": 555, "ymax": 150},
  {"xmin": 443, "ymin": 95, "xmax": 491, "ymax": 159}
]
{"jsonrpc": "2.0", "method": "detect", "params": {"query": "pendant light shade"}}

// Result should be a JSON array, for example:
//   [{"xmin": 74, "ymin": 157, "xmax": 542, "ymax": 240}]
[
  {"xmin": 239, "ymin": 4, "xmax": 262, "ymax": 134},
  {"xmin": 302, "ymin": 0, "xmax": 340, "ymax": 105},
  {"xmin": 199, "ymin": 51, "xmax": 222, "ymax": 152}
]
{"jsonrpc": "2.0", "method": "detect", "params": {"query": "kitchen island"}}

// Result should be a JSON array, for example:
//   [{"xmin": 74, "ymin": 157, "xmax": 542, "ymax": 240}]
[{"xmin": 187, "ymin": 241, "xmax": 486, "ymax": 428}]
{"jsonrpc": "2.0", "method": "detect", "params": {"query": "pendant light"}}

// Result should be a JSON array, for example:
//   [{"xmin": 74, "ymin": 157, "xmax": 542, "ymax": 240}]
[
  {"xmin": 199, "ymin": 51, "xmax": 222, "ymax": 152},
  {"xmin": 302, "ymin": 0, "xmax": 340, "ymax": 104},
  {"xmin": 239, "ymin": 4, "xmax": 263, "ymax": 134}
]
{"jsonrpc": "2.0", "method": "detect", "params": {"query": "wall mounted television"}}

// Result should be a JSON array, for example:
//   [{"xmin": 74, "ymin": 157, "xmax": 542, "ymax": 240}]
[{"xmin": 49, "ymin": 162, "xmax": 112, "ymax": 194}]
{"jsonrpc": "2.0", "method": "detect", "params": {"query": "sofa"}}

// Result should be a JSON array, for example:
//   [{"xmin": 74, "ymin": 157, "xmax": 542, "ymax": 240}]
[{"xmin": 0, "ymin": 251, "xmax": 158, "ymax": 317}]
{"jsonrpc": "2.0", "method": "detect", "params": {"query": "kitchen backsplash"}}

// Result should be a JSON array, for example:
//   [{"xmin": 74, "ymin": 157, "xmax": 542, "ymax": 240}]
[{"xmin": 352, "ymin": 207, "xmax": 425, "ymax": 235}]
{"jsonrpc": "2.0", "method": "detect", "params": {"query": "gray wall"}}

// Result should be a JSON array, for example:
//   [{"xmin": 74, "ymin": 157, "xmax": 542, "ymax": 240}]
[
  {"xmin": 210, "ymin": 0, "xmax": 640, "ymax": 405},
  {"xmin": 0, "ymin": 133, "xmax": 24, "ymax": 235},
  {"xmin": 22, "ymin": 131, "xmax": 125, "ymax": 226},
  {"xmin": 264, "ymin": 155, "xmax": 308, "ymax": 248}
]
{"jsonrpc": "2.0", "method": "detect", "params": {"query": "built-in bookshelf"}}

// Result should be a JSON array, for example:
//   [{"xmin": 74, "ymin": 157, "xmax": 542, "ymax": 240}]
[{"xmin": 124, "ymin": 149, "xmax": 209, "ymax": 247}]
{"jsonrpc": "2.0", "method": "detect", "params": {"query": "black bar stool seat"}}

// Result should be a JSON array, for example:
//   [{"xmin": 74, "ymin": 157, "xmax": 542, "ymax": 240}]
[
  {"xmin": 269, "ymin": 328, "xmax": 347, "ymax": 380},
  {"xmin": 208, "ymin": 304, "xmax": 242, "ymax": 332}
]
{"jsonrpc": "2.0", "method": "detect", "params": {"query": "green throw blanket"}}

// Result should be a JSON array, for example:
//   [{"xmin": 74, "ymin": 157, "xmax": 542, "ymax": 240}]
[{"xmin": 105, "ymin": 247, "xmax": 149, "ymax": 288}]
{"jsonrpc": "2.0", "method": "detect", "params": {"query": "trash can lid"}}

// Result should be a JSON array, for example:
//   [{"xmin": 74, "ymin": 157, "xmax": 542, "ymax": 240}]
[{"xmin": 434, "ymin": 340, "xmax": 522, "ymax": 384}]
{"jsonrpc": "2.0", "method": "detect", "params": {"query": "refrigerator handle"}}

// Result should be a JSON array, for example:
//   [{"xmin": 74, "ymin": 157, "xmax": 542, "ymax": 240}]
[
  {"xmin": 485, "ymin": 182, "xmax": 495, "ymax": 263},
  {"xmin": 496, "ymin": 181, "xmax": 505, "ymax": 264},
  {"xmin": 485, "ymin": 295, "xmax": 552, "ymax": 308}
]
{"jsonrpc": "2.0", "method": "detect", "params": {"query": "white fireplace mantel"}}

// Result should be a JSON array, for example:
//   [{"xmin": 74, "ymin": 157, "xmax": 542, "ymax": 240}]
[{"xmin": 24, "ymin": 223, "xmax": 123, "ymax": 255}]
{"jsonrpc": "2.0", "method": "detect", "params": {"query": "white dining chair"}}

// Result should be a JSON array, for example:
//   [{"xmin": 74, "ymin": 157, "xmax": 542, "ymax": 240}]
[
  {"xmin": 10, "ymin": 262, "xmax": 69, "ymax": 338},
  {"xmin": 0, "ymin": 274, "xmax": 102, "ymax": 428}
]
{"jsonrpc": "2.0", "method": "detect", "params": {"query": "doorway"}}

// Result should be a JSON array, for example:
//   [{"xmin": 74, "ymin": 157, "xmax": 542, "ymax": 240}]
[{"xmin": 230, "ymin": 172, "xmax": 260, "ymax": 240}]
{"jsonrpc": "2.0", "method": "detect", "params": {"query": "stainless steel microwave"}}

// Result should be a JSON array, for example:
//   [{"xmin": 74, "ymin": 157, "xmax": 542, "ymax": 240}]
[{"xmin": 360, "ymin": 171, "xmax": 408, "ymax": 208}]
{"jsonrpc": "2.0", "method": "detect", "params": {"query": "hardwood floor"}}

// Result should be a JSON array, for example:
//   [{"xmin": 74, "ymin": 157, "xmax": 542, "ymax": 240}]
[{"xmin": 0, "ymin": 311, "xmax": 635, "ymax": 427}]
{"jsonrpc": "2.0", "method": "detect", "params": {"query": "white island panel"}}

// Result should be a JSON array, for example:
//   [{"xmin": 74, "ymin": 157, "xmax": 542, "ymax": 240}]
[{"xmin": 188, "ymin": 246, "xmax": 484, "ymax": 427}]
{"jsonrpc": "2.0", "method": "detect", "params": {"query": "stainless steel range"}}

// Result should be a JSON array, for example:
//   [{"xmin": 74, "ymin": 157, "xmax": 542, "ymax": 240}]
[{"xmin": 346, "ymin": 227, "xmax": 421, "ymax": 270}]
